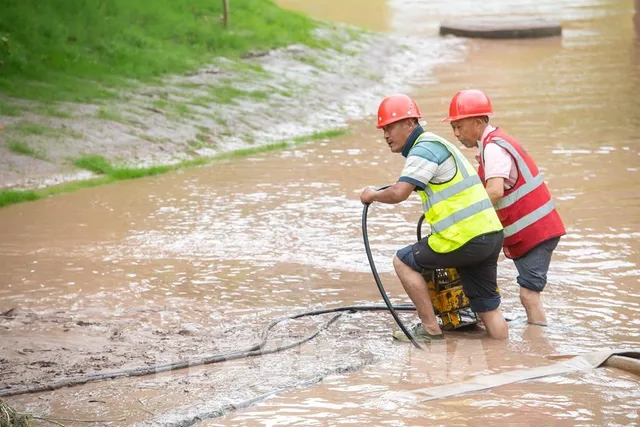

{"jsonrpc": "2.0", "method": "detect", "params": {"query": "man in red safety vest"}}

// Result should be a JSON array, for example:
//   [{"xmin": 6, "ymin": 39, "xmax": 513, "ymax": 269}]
[{"xmin": 443, "ymin": 89, "xmax": 566, "ymax": 326}]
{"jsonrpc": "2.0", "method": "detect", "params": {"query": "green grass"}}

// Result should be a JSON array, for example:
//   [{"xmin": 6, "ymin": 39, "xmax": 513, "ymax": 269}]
[
  {"xmin": 97, "ymin": 107, "xmax": 125, "ymax": 123},
  {"xmin": 135, "ymin": 133, "xmax": 159, "ymax": 143},
  {"xmin": 73, "ymin": 155, "xmax": 113, "ymax": 174},
  {"xmin": 177, "ymin": 82, "xmax": 205, "ymax": 90},
  {"xmin": 32, "ymin": 105, "xmax": 74, "ymax": 118},
  {"xmin": 0, "ymin": 0, "xmax": 324, "ymax": 103},
  {"xmin": 8, "ymin": 120, "xmax": 83, "ymax": 139},
  {"xmin": 0, "ymin": 102, "xmax": 22, "ymax": 116},
  {"xmin": 187, "ymin": 85, "xmax": 272, "ymax": 107},
  {"xmin": 8, "ymin": 140, "xmax": 36, "ymax": 156},
  {"xmin": 175, "ymin": 104, "xmax": 192, "ymax": 117},
  {"xmin": 293, "ymin": 128, "xmax": 347, "ymax": 143},
  {"xmin": 195, "ymin": 132, "xmax": 210, "ymax": 143},
  {"xmin": 12, "ymin": 121, "xmax": 51, "ymax": 135},
  {"xmin": 0, "ymin": 190, "xmax": 40, "ymax": 206},
  {"xmin": 152, "ymin": 99, "xmax": 169, "ymax": 110},
  {"xmin": 247, "ymin": 90, "xmax": 269, "ymax": 101},
  {"xmin": 294, "ymin": 54, "xmax": 330, "ymax": 72},
  {"xmin": 212, "ymin": 128, "xmax": 348, "ymax": 159},
  {"xmin": 215, "ymin": 141, "xmax": 291, "ymax": 160},
  {"xmin": 209, "ymin": 85, "xmax": 270, "ymax": 104},
  {"xmin": 188, "ymin": 140, "xmax": 205, "ymax": 149},
  {"xmin": 278, "ymin": 89, "xmax": 294, "ymax": 98},
  {"xmin": 0, "ymin": 127, "xmax": 348, "ymax": 208},
  {"xmin": 232, "ymin": 62, "xmax": 269, "ymax": 75},
  {"xmin": 7, "ymin": 140, "xmax": 45, "ymax": 159},
  {"xmin": 0, "ymin": 176, "xmax": 114, "ymax": 208},
  {"xmin": 72, "ymin": 154, "xmax": 200, "ymax": 180}
]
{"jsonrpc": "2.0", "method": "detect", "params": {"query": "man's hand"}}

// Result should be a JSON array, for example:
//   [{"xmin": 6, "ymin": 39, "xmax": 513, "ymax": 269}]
[
  {"xmin": 360, "ymin": 187, "xmax": 377, "ymax": 205},
  {"xmin": 360, "ymin": 182, "xmax": 415, "ymax": 205}
]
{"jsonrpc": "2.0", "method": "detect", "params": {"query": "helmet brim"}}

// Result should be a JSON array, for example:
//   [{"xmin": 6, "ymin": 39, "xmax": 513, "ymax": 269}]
[{"xmin": 441, "ymin": 112, "xmax": 494, "ymax": 123}]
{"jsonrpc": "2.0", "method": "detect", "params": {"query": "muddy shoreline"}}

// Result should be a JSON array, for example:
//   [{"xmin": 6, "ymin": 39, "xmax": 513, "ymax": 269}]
[
  {"xmin": 0, "ymin": 25, "xmax": 464, "ymax": 192},
  {"xmin": 0, "ymin": 294, "xmax": 408, "ymax": 426}
]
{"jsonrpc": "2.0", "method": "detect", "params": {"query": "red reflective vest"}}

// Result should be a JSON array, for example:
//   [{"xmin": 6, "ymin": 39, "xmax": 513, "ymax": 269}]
[{"xmin": 478, "ymin": 128, "xmax": 566, "ymax": 259}]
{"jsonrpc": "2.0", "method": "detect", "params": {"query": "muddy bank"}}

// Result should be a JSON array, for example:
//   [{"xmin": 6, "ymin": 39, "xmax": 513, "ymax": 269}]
[
  {"xmin": 0, "ymin": 292, "xmax": 380, "ymax": 397},
  {"xmin": 0, "ymin": 24, "xmax": 464, "ymax": 191},
  {"xmin": 0, "ymin": 287, "xmax": 413, "ymax": 426}
]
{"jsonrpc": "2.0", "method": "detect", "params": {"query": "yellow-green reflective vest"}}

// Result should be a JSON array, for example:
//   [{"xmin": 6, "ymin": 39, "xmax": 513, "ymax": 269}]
[{"xmin": 414, "ymin": 132, "xmax": 503, "ymax": 253}]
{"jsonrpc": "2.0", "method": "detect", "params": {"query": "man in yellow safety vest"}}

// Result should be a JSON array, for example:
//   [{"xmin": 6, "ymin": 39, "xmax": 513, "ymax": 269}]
[{"xmin": 360, "ymin": 94, "xmax": 509, "ymax": 341}]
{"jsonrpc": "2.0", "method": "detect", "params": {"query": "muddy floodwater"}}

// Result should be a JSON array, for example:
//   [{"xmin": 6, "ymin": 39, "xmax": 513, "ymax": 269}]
[{"xmin": 1, "ymin": 0, "xmax": 639, "ymax": 425}]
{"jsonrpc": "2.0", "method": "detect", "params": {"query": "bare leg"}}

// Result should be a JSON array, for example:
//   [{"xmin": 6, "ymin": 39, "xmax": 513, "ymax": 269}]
[
  {"xmin": 392, "ymin": 255, "xmax": 442, "ymax": 335},
  {"xmin": 520, "ymin": 287, "xmax": 547, "ymax": 325},
  {"xmin": 477, "ymin": 309, "xmax": 509, "ymax": 340}
]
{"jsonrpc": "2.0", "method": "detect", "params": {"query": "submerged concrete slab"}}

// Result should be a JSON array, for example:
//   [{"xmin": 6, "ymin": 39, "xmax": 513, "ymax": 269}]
[{"xmin": 440, "ymin": 17, "xmax": 562, "ymax": 39}]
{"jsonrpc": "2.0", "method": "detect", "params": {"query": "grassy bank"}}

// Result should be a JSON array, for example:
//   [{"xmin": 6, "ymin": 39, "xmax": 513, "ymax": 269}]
[
  {"xmin": 0, "ymin": 0, "xmax": 322, "ymax": 103},
  {"xmin": 0, "ymin": 129, "xmax": 347, "ymax": 209}
]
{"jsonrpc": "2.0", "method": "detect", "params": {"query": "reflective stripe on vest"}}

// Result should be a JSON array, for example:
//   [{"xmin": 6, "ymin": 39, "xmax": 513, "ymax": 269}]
[
  {"xmin": 430, "ymin": 198, "xmax": 494, "ymax": 233},
  {"xmin": 420, "ymin": 135, "xmax": 485, "ymax": 212},
  {"xmin": 485, "ymin": 137, "xmax": 556, "ymax": 237},
  {"xmin": 417, "ymin": 133, "xmax": 495, "ymax": 234},
  {"xmin": 503, "ymin": 199, "xmax": 556, "ymax": 237}
]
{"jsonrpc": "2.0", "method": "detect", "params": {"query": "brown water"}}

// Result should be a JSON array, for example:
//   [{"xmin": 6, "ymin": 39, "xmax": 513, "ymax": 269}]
[{"xmin": 1, "ymin": 0, "xmax": 639, "ymax": 425}]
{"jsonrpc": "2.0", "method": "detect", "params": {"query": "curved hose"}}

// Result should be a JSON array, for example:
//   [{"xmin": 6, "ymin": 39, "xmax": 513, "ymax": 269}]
[
  {"xmin": 417, "ymin": 214, "xmax": 426, "ymax": 241},
  {"xmin": 361, "ymin": 185, "xmax": 422, "ymax": 349},
  {"xmin": 0, "ymin": 304, "xmax": 417, "ymax": 398}
]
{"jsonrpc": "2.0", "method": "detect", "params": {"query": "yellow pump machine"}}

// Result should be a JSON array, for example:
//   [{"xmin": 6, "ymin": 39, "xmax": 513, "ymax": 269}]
[{"xmin": 416, "ymin": 215, "xmax": 479, "ymax": 331}]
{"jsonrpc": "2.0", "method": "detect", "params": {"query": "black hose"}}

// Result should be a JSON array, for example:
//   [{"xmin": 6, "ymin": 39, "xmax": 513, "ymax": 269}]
[
  {"xmin": 0, "ymin": 304, "xmax": 417, "ymax": 398},
  {"xmin": 361, "ymin": 185, "xmax": 423, "ymax": 349},
  {"xmin": 417, "ymin": 214, "xmax": 426, "ymax": 241},
  {"xmin": 0, "ymin": 193, "xmax": 426, "ymax": 397}
]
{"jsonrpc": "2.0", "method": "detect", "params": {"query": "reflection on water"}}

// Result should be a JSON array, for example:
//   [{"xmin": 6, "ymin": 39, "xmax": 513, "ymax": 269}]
[
  {"xmin": 1, "ymin": 0, "xmax": 639, "ymax": 425},
  {"xmin": 277, "ymin": 0, "xmax": 389, "ymax": 31}
]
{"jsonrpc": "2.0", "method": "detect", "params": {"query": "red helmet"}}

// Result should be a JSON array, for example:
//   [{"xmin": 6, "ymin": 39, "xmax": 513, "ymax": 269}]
[
  {"xmin": 376, "ymin": 94, "xmax": 422, "ymax": 129},
  {"xmin": 442, "ymin": 89, "xmax": 494, "ymax": 122}
]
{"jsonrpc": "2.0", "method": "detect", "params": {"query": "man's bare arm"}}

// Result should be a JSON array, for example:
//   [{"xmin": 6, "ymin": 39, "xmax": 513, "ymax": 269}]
[
  {"xmin": 371, "ymin": 181, "xmax": 415, "ymax": 204},
  {"xmin": 486, "ymin": 177, "xmax": 505, "ymax": 205}
]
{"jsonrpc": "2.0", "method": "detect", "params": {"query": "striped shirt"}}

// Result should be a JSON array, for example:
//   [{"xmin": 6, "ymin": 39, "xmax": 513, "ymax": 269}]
[{"xmin": 399, "ymin": 128, "xmax": 457, "ymax": 190}]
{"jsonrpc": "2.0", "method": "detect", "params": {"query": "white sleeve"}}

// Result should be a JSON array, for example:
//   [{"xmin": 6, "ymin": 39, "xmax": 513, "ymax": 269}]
[
  {"xmin": 399, "ymin": 156, "xmax": 438, "ymax": 190},
  {"xmin": 483, "ymin": 143, "xmax": 513, "ymax": 180}
]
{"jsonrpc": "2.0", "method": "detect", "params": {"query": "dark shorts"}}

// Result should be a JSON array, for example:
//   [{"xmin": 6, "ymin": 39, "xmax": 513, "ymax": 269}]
[
  {"xmin": 396, "ymin": 231, "xmax": 504, "ymax": 313},
  {"xmin": 513, "ymin": 236, "xmax": 561, "ymax": 292}
]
